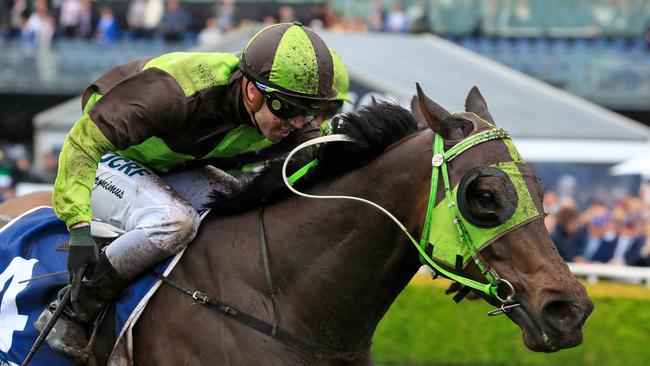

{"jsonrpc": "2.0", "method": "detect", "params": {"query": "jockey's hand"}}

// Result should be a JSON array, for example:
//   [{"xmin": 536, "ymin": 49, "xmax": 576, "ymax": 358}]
[{"xmin": 68, "ymin": 224, "xmax": 99, "ymax": 302}]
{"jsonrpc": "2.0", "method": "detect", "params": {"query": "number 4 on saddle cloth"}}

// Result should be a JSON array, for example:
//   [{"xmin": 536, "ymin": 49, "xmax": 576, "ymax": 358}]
[{"xmin": 0, "ymin": 206, "xmax": 192, "ymax": 366}]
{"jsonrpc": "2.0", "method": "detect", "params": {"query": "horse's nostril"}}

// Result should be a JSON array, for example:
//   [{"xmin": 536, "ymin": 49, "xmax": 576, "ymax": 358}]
[
  {"xmin": 543, "ymin": 300, "xmax": 586, "ymax": 332},
  {"xmin": 545, "ymin": 301, "xmax": 573, "ymax": 319}
]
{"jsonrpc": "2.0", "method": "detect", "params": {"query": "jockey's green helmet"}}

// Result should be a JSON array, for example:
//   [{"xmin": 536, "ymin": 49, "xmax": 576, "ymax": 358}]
[
  {"xmin": 239, "ymin": 22, "xmax": 336, "ymax": 104},
  {"xmin": 330, "ymin": 48, "xmax": 352, "ymax": 103}
]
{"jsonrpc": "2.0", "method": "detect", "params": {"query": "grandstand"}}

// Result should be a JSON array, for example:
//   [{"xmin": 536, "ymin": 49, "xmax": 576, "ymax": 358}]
[{"xmin": 1, "ymin": 0, "xmax": 649, "ymax": 112}]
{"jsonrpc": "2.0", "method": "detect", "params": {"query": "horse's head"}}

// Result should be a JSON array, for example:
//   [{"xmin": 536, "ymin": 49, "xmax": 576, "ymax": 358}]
[{"xmin": 412, "ymin": 84, "xmax": 593, "ymax": 352}]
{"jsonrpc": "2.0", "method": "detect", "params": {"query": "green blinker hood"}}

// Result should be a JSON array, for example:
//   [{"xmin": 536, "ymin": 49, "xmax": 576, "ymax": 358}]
[{"xmin": 421, "ymin": 123, "xmax": 544, "ymax": 273}]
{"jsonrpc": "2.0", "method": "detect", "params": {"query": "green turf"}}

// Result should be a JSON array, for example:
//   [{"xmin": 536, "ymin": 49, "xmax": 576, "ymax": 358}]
[{"xmin": 372, "ymin": 285, "xmax": 650, "ymax": 366}]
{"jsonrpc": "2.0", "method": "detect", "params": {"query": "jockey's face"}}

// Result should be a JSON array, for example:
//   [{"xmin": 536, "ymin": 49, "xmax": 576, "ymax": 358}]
[
  {"xmin": 256, "ymin": 100, "xmax": 306, "ymax": 142},
  {"xmin": 243, "ymin": 78, "xmax": 306, "ymax": 142}
]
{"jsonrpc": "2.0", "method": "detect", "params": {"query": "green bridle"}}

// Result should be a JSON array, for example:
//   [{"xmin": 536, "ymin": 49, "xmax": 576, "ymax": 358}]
[
  {"xmin": 284, "ymin": 126, "xmax": 541, "ymax": 314},
  {"xmin": 418, "ymin": 128, "xmax": 510, "ymax": 298}
]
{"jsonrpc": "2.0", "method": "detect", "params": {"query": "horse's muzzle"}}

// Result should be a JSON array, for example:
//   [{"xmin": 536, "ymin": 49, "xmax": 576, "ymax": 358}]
[
  {"xmin": 540, "ymin": 297, "xmax": 594, "ymax": 347},
  {"xmin": 509, "ymin": 295, "xmax": 594, "ymax": 352}
]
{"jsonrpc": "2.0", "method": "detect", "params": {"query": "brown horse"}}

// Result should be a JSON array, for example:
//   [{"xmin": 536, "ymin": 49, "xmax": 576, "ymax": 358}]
[
  {"xmin": 4, "ymin": 86, "xmax": 593, "ymax": 365},
  {"xmin": 123, "ymin": 87, "xmax": 592, "ymax": 365},
  {"xmin": 0, "ymin": 191, "xmax": 52, "ymax": 222}
]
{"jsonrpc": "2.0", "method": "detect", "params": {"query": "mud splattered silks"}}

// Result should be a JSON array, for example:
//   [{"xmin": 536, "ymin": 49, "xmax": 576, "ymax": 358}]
[{"xmin": 53, "ymin": 52, "xmax": 266, "ymax": 229}]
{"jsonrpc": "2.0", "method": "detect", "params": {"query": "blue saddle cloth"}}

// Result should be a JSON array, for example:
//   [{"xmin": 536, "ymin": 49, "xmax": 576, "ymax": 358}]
[{"xmin": 0, "ymin": 207, "xmax": 173, "ymax": 366}]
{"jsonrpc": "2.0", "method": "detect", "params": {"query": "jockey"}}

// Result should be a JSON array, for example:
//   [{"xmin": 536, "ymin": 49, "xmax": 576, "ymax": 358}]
[{"xmin": 35, "ymin": 22, "xmax": 336, "ymax": 361}]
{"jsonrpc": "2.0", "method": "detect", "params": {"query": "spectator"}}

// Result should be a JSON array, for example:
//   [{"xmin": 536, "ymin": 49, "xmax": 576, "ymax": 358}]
[
  {"xmin": 312, "ymin": 3, "xmax": 334, "ymax": 29},
  {"xmin": 143, "ymin": 0, "xmax": 164, "ymax": 37},
  {"xmin": 215, "ymin": 0, "xmax": 234, "ymax": 32},
  {"xmin": 551, "ymin": 207, "xmax": 581, "ymax": 262},
  {"xmin": 58, "ymin": 0, "xmax": 82, "ymax": 38},
  {"xmin": 29, "ymin": 151, "xmax": 58, "ymax": 183},
  {"xmin": 574, "ymin": 214, "xmax": 617, "ymax": 263},
  {"xmin": 328, "ymin": 11, "xmax": 346, "ymax": 33},
  {"xmin": 368, "ymin": 0, "xmax": 386, "ymax": 32},
  {"xmin": 638, "ymin": 222, "xmax": 650, "ymax": 266},
  {"xmin": 262, "ymin": 15, "xmax": 277, "ymax": 26},
  {"xmin": 77, "ymin": 0, "xmax": 92, "ymax": 39},
  {"xmin": 278, "ymin": 5, "xmax": 295, "ymax": 23},
  {"xmin": 543, "ymin": 191, "xmax": 559, "ymax": 232},
  {"xmin": 95, "ymin": 6, "xmax": 119, "ymax": 44},
  {"xmin": 8, "ymin": 0, "xmax": 27, "ymax": 38},
  {"xmin": 22, "ymin": 0, "xmax": 55, "ymax": 49},
  {"xmin": 159, "ymin": 0, "xmax": 190, "ymax": 42},
  {"xmin": 609, "ymin": 214, "xmax": 646, "ymax": 266},
  {"xmin": 11, "ymin": 156, "xmax": 39, "ymax": 183},
  {"xmin": 347, "ymin": 16, "xmax": 368, "ymax": 33},
  {"xmin": 406, "ymin": 0, "xmax": 428, "ymax": 34},
  {"xmin": 385, "ymin": 3, "xmax": 408, "ymax": 33},
  {"xmin": 197, "ymin": 17, "xmax": 222, "ymax": 46},
  {"xmin": 127, "ymin": 0, "xmax": 149, "ymax": 38}
]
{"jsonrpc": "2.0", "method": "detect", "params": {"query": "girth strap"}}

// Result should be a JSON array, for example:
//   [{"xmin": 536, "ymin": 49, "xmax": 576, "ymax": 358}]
[{"xmin": 154, "ymin": 273, "xmax": 340, "ymax": 356}]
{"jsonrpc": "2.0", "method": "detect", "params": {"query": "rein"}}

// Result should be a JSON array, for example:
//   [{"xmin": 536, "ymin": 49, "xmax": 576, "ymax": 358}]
[{"xmin": 283, "ymin": 131, "xmax": 520, "ymax": 315}]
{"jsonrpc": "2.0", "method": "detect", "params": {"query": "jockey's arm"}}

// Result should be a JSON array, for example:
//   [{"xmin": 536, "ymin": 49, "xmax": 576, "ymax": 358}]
[
  {"xmin": 52, "ymin": 69, "xmax": 188, "ymax": 229},
  {"xmin": 52, "ymin": 114, "xmax": 115, "ymax": 229}
]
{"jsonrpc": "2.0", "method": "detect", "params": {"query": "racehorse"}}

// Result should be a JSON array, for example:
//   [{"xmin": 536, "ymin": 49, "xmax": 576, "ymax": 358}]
[
  {"xmin": 1, "ymin": 86, "xmax": 593, "ymax": 365},
  {"xmin": 0, "ymin": 191, "xmax": 52, "ymax": 222}
]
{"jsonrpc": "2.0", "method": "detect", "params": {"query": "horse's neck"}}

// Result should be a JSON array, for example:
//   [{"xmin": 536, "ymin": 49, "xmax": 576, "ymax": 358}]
[
  {"xmin": 179, "ymin": 132, "xmax": 432, "ymax": 357},
  {"xmin": 269, "ymin": 133, "xmax": 431, "ymax": 350}
]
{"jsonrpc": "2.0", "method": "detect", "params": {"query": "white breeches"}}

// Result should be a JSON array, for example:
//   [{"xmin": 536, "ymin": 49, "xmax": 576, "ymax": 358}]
[{"xmin": 90, "ymin": 153, "xmax": 238, "ymax": 276}]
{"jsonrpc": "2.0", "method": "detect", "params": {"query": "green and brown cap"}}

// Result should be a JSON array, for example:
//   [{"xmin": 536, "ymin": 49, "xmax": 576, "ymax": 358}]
[
  {"xmin": 330, "ymin": 48, "xmax": 352, "ymax": 103},
  {"xmin": 239, "ymin": 22, "xmax": 336, "ymax": 100}
]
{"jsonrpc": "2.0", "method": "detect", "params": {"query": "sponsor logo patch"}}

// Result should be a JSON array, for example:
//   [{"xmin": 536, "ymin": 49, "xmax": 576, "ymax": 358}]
[{"xmin": 99, "ymin": 154, "xmax": 152, "ymax": 177}]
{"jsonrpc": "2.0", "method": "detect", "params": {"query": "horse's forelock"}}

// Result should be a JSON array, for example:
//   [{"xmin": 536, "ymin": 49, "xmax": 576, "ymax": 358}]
[{"xmin": 209, "ymin": 102, "xmax": 419, "ymax": 215}]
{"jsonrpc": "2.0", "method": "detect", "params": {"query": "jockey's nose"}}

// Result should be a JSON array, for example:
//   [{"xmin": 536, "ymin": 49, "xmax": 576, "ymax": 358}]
[{"xmin": 289, "ymin": 115, "xmax": 305, "ymax": 130}]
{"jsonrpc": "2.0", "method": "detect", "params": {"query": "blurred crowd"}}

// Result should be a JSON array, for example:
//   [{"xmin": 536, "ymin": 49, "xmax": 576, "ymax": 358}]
[
  {"xmin": 0, "ymin": 0, "xmax": 374, "ymax": 50},
  {"xmin": 3, "ymin": 0, "xmax": 648, "ymax": 50},
  {"xmin": 0, "ymin": 0, "xmax": 198, "ymax": 48},
  {"xmin": 545, "ymin": 185, "xmax": 650, "ymax": 267}
]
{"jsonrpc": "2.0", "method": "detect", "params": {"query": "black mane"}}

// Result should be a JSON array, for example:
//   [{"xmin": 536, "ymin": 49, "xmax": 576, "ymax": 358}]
[{"xmin": 209, "ymin": 102, "xmax": 419, "ymax": 214}]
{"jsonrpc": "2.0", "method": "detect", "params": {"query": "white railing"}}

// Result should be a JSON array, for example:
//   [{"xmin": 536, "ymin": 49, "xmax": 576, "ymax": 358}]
[
  {"xmin": 567, "ymin": 263, "xmax": 650, "ymax": 288},
  {"xmin": 419, "ymin": 264, "xmax": 650, "ymax": 288}
]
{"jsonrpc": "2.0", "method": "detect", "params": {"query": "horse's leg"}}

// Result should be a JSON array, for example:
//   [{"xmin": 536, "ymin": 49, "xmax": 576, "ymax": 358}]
[{"xmin": 0, "ymin": 191, "xmax": 53, "ymax": 217}]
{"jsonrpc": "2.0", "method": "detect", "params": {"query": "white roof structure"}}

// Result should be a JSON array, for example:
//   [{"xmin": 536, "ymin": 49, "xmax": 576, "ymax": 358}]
[{"xmin": 321, "ymin": 31, "xmax": 650, "ymax": 163}]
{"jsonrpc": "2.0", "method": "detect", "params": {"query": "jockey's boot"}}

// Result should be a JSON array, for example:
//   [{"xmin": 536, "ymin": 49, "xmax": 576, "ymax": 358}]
[{"xmin": 34, "ymin": 254, "xmax": 128, "ymax": 362}]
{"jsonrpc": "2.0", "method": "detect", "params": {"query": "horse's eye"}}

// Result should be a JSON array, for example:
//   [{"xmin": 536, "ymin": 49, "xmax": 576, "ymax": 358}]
[{"xmin": 476, "ymin": 190, "xmax": 495, "ymax": 205}]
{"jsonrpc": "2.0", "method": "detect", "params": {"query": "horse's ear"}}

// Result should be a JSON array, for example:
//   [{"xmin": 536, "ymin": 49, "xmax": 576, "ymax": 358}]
[
  {"xmin": 410, "ymin": 95, "xmax": 427, "ymax": 127},
  {"xmin": 465, "ymin": 86, "xmax": 495, "ymax": 125},
  {"xmin": 416, "ymin": 83, "xmax": 448, "ymax": 135}
]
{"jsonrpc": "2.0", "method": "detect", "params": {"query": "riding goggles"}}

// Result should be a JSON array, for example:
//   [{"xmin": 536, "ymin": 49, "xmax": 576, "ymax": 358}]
[{"xmin": 256, "ymin": 82, "xmax": 324, "ymax": 119}]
